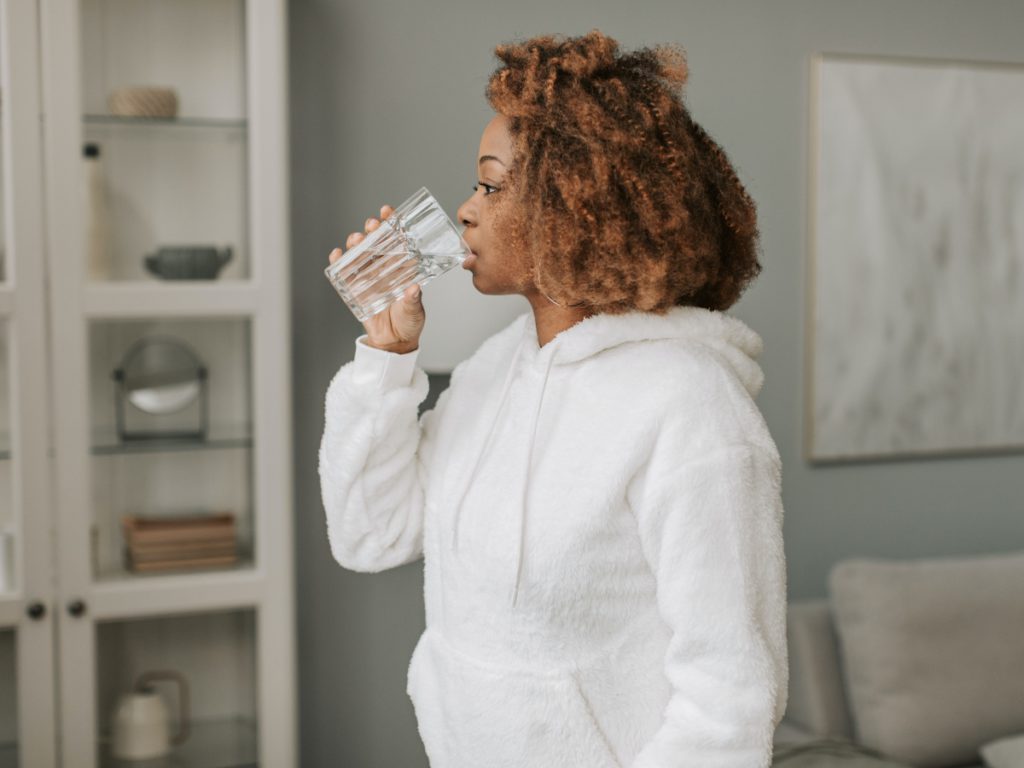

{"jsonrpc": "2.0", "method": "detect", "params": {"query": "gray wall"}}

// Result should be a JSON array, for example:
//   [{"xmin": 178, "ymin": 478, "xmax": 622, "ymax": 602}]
[{"xmin": 288, "ymin": 1, "xmax": 1024, "ymax": 765}]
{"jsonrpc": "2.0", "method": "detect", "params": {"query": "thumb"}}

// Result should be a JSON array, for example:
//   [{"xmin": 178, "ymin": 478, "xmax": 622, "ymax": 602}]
[{"xmin": 401, "ymin": 284, "xmax": 423, "ymax": 315}]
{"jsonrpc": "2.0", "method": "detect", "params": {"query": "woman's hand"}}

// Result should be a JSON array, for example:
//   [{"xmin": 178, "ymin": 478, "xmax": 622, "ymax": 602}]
[{"xmin": 329, "ymin": 204, "xmax": 425, "ymax": 354}]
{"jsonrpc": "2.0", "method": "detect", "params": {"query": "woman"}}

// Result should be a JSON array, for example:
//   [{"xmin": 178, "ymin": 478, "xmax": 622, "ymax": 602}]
[{"xmin": 320, "ymin": 29, "xmax": 787, "ymax": 768}]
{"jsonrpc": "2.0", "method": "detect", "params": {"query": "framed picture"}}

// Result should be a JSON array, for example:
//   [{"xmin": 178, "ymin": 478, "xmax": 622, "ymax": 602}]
[{"xmin": 806, "ymin": 53, "xmax": 1024, "ymax": 463}]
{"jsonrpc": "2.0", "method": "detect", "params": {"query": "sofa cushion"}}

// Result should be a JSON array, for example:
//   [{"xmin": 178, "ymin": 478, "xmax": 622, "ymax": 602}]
[
  {"xmin": 828, "ymin": 550, "xmax": 1024, "ymax": 768},
  {"xmin": 785, "ymin": 599, "xmax": 856, "ymax": 739}
]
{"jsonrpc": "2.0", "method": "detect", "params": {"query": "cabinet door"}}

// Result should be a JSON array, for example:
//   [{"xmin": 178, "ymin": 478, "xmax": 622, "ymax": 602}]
[
  {"xmin": 39, "ymin": 1, "xmax": 295, "ymax": 766},
  {"xmin": 0, "ymin": 2, "xmax": 60, "ymax": 767}
]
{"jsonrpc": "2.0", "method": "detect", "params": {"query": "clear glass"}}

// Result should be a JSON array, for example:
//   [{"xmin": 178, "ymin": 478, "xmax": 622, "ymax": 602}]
[
  {"xmin": 325, "ymin": 186, "xmax": 471, "ymax": 322},
  {"xmin": 79, "ymin": 0, "xmax": 249, "ymax": 281},
  {"xmin": 88, "ymin": 318, "xmax": 254, "ymax": 582},
  {"xmin": 96, "ymin": 609, "xmax": 257, "ymax": 767}
]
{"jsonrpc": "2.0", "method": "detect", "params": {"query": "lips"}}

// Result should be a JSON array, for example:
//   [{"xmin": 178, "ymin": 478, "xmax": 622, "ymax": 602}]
[{"xmin": 462, "ymin": 250, "xmax": 478, "ymax": 269}]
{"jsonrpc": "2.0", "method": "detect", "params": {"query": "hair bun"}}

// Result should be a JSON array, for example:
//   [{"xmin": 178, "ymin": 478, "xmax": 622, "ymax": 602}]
[
  {"xmin": 652, "ymin": 43, "xmax": 688, "ymax": 89},
  {"xmin": 555, "ymin": 30, "xmax": 688, "ymax": 89},
  {"xmin": 488, "ymin": 29, "xmax": 689, "ymax": 121},
  {"xmin": 548, "ymin": 29, "xmax": 620, "ymax": 79}
]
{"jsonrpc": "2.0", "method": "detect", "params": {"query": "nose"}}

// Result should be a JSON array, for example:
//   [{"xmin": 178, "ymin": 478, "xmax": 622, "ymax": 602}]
[{"xmin": 457, "ymin": 194, "xmax": 476, "ymax": 228}]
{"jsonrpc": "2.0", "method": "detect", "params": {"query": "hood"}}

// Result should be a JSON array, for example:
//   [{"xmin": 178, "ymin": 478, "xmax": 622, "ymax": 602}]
[
  {"xmin": 525, "ymin": 304, "xmax": 765, "ymax": 396},
  {"xmin": 448, "ymin": 305, "xmax": 767, "ymax": 608}
]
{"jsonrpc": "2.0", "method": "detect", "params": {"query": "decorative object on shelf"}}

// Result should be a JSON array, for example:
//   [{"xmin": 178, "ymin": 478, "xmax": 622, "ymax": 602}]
[
  {"xmin": 107, "ymin": 85, "xmax": 179, "ymax": 118},
  {"xmin": 121, "ymin": 512, "xmax": 237, "ymax": 573},
  {"xmin": 82, "ymin": 142, "xmax": 111, "ymax": 280},
  {"xmin": 144, "ymin": 245, "xmax": 233, "ymax": 280},
  {"xmin": 112, "ymin": 335, "xmax": 208, "ymax": 441},
  {"xmin": 111, "ymin": 669, "xmax": 191, "ymax": 760},
  {"xmin": 807, "ymin": 53, "xmax": 1024, "ymax": 463}
]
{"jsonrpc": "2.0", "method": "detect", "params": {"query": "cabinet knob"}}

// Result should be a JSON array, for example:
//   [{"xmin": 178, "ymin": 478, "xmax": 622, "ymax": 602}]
[
  {"xmin": 67, "ymin": 599, "xmax": 87, "ymax": 618},
  {"xmin": 26, "ymin": 601, "xmax": 47, "ymax": 620}
]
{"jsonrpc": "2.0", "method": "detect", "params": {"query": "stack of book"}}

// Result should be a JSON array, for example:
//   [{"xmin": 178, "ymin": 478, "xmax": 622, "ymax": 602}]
[{"xmin": 121, "ymin": 512, "xmax": 238, "ymax": 573}]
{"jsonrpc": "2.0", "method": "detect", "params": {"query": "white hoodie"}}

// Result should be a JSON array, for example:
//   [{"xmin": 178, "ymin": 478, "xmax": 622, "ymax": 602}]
[{"xmin": 319, "ymin": 305, "xmax": 788, "ymax": 768}]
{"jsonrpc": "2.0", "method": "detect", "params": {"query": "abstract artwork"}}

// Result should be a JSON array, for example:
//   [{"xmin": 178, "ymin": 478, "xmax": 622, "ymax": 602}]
[{"xmin": 807, "ymin": 54, "xmax": 1024, "ymax": 462}]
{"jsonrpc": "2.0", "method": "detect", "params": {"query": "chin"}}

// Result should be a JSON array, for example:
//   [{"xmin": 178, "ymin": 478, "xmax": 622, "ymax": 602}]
[
  {"xmin": 468, "ymin": 271, "xmax": 505, "ymax": 296},
  {"xmin": 469, "ymin": 271, "xmax": 494, "ymax": 293}
]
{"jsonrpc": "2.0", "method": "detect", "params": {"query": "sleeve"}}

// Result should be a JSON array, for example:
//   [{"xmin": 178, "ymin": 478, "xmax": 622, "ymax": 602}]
[
  {"xmin": 317, "ymin": 333, "xmax": 450, "ymax": 572},
  {"xmin": 625, "ymin": 436, "xmax": 789, "ymax": 768}
]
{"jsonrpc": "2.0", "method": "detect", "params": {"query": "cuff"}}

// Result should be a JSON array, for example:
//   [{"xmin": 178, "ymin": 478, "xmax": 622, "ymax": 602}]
[{"xmin": 352, "ymin": 334, "xmax": 420, "ymax": 390}]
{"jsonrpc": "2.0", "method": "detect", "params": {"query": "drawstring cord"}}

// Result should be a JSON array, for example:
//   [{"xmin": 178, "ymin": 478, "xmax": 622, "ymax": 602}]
[
  {"xmin": 449, "ymin": 345, "xmax": 521, "ymax": 553},
  {"xmin": 509, "ymin": 348, "xmax": 555, "ymax": 607},
  {"xmin": 445, "ymin": 316, "xmax": 559, "ymax": 608}
]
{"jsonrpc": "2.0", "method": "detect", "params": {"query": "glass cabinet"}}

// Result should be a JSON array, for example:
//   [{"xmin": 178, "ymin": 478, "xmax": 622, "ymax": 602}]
[{"xmin": 0, "ymin": 1, "xmax": 295, "ymax": 765}]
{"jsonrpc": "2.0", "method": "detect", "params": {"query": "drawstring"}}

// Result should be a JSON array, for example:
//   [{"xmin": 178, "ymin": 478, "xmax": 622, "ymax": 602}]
[
  {"xmin": 449, "ymin": 342, "xmax": 521, "ymax": 553},
  {"xmin": 509, "ymin": 348, "xmax": 556, "ymax": 607},
  {"xmin": 446, "ymin": 317, "xmax": 560, "ymax": 608}
]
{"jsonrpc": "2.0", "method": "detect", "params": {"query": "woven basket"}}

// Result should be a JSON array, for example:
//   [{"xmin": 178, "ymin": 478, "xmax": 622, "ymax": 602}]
[{"xmin": 108, "ymin": 86, "xmax": 179, "ymax": 118}]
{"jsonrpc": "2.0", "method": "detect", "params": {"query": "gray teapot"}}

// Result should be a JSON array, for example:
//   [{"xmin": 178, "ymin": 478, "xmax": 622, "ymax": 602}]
[{"xmin": 144, "ymin": 246, "xmax": 232, "ymax": 280}]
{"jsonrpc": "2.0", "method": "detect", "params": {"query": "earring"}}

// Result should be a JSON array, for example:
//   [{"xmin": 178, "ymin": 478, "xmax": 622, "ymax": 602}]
[{"xmin": 541, "ymin": 290, "xmax": 587, "ymax": 308}]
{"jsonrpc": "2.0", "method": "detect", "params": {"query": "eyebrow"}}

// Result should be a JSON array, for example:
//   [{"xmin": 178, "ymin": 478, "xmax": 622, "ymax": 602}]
[{"xmin": 478, "ymin": 155, "xmax": 506, "ymax": 167}]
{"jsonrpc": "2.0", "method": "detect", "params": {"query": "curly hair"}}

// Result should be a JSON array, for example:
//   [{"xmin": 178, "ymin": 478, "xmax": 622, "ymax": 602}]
[{"xmin": 484, "ymin": 29, "xmax": 763, "ymax": 314}]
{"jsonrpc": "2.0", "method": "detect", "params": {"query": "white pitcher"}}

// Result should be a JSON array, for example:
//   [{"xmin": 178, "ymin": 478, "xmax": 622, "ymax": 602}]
[{"xmin": 111, "ymin": 670, "xmax": 190, "ymax": 760}]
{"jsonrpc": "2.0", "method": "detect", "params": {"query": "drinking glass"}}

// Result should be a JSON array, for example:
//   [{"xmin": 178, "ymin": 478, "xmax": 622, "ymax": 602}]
[{"xmin": 325, "ymin": 187, "xmax": 470, "ymax": 322}]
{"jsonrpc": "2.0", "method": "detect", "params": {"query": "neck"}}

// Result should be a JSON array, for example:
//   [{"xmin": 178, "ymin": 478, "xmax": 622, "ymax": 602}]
[{"xmin": 524, "ymin": 291, "xmax": 597, "ymax": 347}]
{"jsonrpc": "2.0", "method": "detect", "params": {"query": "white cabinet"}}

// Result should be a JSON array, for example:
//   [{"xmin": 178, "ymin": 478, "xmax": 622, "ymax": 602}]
[{"xmin": 0, "ymin": 1, "xmax": 296, "ymax": 765}]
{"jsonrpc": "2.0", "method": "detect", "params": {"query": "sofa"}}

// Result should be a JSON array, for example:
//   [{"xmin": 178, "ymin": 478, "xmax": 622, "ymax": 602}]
[{"xmin": 769, "ymin": 550, "xmax": 1024, "ymax": 768}]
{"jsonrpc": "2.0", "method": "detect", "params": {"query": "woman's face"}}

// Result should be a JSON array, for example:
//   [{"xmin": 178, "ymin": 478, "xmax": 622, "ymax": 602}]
[{"xmin": 456, "ymin": 114, "xmax": 535, "ymax": 296}]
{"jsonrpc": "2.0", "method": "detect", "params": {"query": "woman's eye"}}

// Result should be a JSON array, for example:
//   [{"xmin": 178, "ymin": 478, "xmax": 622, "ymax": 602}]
[{"xmin": 472, "ymin": 183, "xmax": 499, "ymax": 196}]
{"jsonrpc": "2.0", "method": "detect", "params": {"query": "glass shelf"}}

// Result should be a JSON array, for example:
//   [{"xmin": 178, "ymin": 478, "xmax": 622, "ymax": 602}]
[
  {"xmin": 90, "ymin": 425, "xmax": 252, "ymax": 457},
  {"xmin": 98, "ymin": 716, "xmax": 257, "ymax": 768},
  {"xmin": 84, "ymin": 114, "xmax": 248, "ymax": 131}
]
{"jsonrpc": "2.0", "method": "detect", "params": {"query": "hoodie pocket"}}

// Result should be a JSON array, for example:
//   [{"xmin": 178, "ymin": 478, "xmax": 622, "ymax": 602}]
[{"xmin": 406, "ymin": 628, "xmax": 622, "ymax": 768}]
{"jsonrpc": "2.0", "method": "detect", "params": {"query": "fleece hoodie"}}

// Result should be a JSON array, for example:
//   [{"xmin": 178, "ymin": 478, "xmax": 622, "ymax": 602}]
[{"xmin": 319, "ymin": 305, "xmax": 788, "ymax": 768}]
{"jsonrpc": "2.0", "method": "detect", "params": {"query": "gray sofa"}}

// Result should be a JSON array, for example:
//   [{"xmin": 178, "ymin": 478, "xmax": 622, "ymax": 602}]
[
  {"xmin": 770, "ymin": 551, "xmax": 1024, "ymax": 768},
  {"xmin": 771, "ymin": 599, "xmax": 928, "ymax": 768}
]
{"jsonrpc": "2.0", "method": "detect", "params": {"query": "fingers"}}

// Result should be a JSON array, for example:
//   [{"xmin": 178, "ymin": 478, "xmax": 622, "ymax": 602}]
[{"xmin": 331, "ymin": 205, "xmax": 394, "ymax": 263}]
